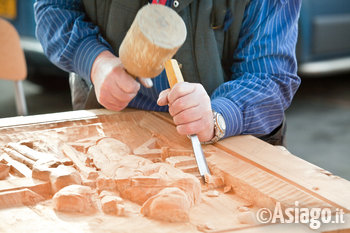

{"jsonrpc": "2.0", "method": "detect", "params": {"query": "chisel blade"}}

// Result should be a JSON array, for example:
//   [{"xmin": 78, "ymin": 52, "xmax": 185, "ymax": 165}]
[{"xmin": 189, "ymin": 135, "xmax": 211, "ymax": 180}]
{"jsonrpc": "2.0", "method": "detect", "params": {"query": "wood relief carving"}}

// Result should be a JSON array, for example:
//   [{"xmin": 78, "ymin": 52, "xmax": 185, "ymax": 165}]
[{"xmin": 0, "ymin": 110, "xmax": 348, "ymax": 232}]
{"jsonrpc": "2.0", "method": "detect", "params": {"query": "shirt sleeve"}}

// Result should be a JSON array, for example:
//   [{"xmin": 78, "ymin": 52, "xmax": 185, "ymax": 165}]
[
  {"xmin": 211, "ymin": 0, "xmax": 302, "ymax": 138},
  {"xmin": 34, "ymin": 0, "xmax": 113, "ymax": 84}
]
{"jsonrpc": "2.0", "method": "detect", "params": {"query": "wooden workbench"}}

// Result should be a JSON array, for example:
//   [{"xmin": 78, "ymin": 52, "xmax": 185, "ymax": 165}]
[{"xmin": 0, "ymin": 109, "xmax": 349, "ymax": 233}]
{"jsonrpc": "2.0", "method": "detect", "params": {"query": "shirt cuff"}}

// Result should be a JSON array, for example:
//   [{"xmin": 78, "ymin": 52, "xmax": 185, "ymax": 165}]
[
  {"xmin": 211, "ymin": 97, "xmax": 244, "ymax": 138},
  {"xmin": 72, "ymin": 35, "xmax": 113, "ymax": 85}
]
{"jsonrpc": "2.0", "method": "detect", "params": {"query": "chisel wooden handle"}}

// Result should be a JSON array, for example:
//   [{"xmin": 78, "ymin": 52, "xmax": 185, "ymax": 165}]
[
  {"xmin": 164, "ymin": 59, "xmax": 211, "ymax": 180},
  {"xmin": 164, "ymin": 59, "xmax": 184, "ymax": 87}
]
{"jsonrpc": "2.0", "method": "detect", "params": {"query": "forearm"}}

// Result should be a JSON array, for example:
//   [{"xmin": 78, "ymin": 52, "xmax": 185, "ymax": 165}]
[
  {"xmin": 211, "ymin": 72, "xmax": 300, "ymax": 138},
  {"xmin": 34, "ymin": 0, "xmax": 112, "ymax": 84},
  {"xmin": 211, "ymin": 0, "xmax": 302, "ymax": 138}
]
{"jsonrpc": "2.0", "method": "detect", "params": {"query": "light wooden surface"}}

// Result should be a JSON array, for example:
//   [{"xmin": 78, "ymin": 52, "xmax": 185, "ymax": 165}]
[
  {"xmin": 0, "ymin": 109, "xmax": 349, "ymax": 233},
  {"xmin": 217, "ymin": 136, "xmax": 350, "ymax": 211}
]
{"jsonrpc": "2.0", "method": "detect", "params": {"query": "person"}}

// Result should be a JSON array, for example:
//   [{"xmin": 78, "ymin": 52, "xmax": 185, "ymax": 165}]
[{"xmin": 34, "ymin": 0, "xmax": 301, "ymax": 145}]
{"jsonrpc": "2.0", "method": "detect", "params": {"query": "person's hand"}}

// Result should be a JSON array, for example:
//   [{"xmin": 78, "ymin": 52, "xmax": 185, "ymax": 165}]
[
  {"xmin": 91, "ymin": 50, "xmax": 140, "ymax": 111},
  {"xmin": 157, "ymin": 82, "xmax": 214, "ymax": 142}
]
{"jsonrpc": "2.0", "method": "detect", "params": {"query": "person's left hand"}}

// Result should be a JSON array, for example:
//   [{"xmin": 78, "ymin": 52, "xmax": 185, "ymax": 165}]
[{"xmin": 157, "ymin": 82, "xmax": 214, "ymax": 142}]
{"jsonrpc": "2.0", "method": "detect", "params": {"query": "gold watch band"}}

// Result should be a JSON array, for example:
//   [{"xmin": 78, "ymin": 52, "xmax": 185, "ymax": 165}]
[{"xmin": 201, "ymin": 111, "xmax": 226, "ymax": 145}]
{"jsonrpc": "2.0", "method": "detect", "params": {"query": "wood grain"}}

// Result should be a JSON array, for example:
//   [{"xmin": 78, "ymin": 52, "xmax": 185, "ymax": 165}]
[
  {"xmin": 0, "ymin": 109, "xmax": 348, "ymax": 232},
  {"xmin": 216, "ymin": 135, "xmax": 350, "ymax": 212}
]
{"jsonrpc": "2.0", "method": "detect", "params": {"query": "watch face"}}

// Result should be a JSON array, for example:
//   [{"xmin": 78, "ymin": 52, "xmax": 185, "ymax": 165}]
[{"xmin": 217, "ymin": 114, "xmax": 226, "ymax": 131}]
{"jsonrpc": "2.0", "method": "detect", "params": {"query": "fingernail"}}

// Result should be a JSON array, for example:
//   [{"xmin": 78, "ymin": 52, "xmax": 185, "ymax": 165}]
[
  {"xmin": 157, "ymin": 92, "xmax": 165, "ymax": 104},
  {"xmin": 157, "ymin": 96, "xmax": 162, "ymax": 104}
]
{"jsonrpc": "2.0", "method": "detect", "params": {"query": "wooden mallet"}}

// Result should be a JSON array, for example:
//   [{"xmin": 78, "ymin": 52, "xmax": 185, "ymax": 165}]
[{"xmin": 119, "ymin": 4, "xmax": 187, "ymax": 87}]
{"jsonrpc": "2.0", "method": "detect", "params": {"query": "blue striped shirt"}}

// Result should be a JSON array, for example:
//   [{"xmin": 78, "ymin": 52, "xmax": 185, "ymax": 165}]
[{"xmin": 34, "ymin": 0, "xmax": 301, "ymax": 139}]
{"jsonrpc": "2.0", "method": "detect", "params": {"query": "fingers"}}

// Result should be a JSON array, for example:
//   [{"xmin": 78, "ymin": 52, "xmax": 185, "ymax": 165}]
[
  {"xmin": 174, "ymin": 106, "xmax": 214, "ymax": 142},
  {"xmin": 172, "ymin": 105, "xmax": 203, "ymax": 125},
  {"xmin": 95, "ymin": 67, "xmax": 140, "ymax": 111},
  {"xmin": 91, "ymin": 52, "xmax": 141, "ymax": 111},
  {"xmin": 114, "ymin": 67, "xmax": 140, "ymax": 94},
  {"xmin": 176, "ymin": 112, "xmax": 214, "ymax": 142},
  {"xmin": 157, "ymin": 82, "xmax": 197, "ymax": 109},
  {"xmin": 159, "ymin": 82, "xmax": 214, "ymax": 142},
  {"xmin": 101, "ymin": 95, "xmax": 129, "ymax": 111},
  {"xmin": 98, "ymin": 77, "xmax": 138, "ymax": 111},
  {"xmin": 98, "ymin": 69, "xmax": 139, "ymax": 111},
  {"xmin": 176, "ymin": 119, "xmax": 205, "ymax": 135},
  {"xmin": 168, "ymin": 91, "xmax": 200, "ymax": 116},
  {"xmin": 167, "ymin": 82, "xmax": 195, "ymax": 104}
]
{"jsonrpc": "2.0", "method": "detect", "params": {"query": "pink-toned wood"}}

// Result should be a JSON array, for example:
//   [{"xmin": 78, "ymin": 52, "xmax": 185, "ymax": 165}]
[
  {"xmin": 0, "ymin": 110, "xmax": 348, "ymax": 233},
  {"xmin": 0, "ymin": 18, "xmax": 27, "ymax": 81},
  {"xmin": 0, "ymin": 178, "xmax": 51, "ymax": 199},
  {"xmin": 0, "ymin": 164, "xmax": 10, "ymax": 180},
  {"xmin": 49, "ymin": 165, "xmax": 82, "ymax": 194},
  {"xmin": 53, "ymin": 184, "xmax": 96, "ymax": 213},
  {"xmin": 100, "ymin": 194, "xmax": 125, "ymax": 216},
  {"xmin": 141, "ymin": 187, "xmax": 192, "ymax": 222},
  {"xmin": 0, "ymin": 153, "xmax": 32, "ymax": 178},
  {"xmin": 61, "ymin": 144, "xmax": 99, "ymax": 180},
  {"xmin": 0, "ymin": 189, "xmax": 44, "ymax": 209},
  {"xmin": 3, "ymin": 147, "xmax": 35, "ymax": 169}
]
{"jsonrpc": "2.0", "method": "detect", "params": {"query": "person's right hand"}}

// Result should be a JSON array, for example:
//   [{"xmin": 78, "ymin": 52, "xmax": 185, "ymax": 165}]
[{"xmin": 91, "ymin": 50, "xmax": 140, "ymax": 111}]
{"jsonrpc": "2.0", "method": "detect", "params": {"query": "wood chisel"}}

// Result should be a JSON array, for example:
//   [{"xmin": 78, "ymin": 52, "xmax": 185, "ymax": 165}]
[{"xmin": 164, "ymin": 59, "xmax": 211, "ymax": 182}]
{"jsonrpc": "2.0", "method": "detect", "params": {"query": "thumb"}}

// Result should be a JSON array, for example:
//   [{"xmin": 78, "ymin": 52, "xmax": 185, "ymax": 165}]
[{"xmin": 157, "ymin": 89, "xmax": 171, "ymax": 106}]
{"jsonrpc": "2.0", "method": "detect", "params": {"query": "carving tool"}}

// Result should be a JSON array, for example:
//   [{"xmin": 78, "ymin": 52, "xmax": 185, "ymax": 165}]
[{"xmin": 164, "ymin": 59, "xmax": 211, "ymax": 181}]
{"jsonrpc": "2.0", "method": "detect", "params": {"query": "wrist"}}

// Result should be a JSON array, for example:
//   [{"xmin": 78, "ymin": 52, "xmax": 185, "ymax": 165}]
[
  {"xmin": 211, "ymin": 97, "xmax": 243, "ymax": 137},
  {"xmin": 201, "ymin": 122, "xmax": 215, "ymax": 142},
  {"xmin": 91, "ymin": 50, "xmax": 119, "ymax": 84},
  {"xmin": 202, "ymin": 111, "xmax": 226, "ymax": 144}
]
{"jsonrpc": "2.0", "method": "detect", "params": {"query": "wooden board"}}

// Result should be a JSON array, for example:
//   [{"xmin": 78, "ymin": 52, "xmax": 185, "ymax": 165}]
[{"xmin": 0, "ymin": 109, "xmax": 349, "ymax": 233}]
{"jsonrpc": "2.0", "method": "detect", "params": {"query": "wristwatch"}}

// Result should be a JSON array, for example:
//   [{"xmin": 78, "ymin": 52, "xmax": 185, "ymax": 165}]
[{"xmin": 202, "ymin": 111, "xmax": 226, "ymax": 144}]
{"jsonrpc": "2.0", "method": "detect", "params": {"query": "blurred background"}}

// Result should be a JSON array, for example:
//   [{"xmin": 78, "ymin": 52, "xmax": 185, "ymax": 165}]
[{"xmin": 0, "ymin": 0, "xmax": 349, "ymax": 179}]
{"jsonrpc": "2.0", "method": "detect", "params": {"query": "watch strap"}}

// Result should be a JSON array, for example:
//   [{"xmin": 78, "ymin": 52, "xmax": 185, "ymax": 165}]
[{"xmin": 201, "ymin": 111, "xmax": 225, "ymax": 145}]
